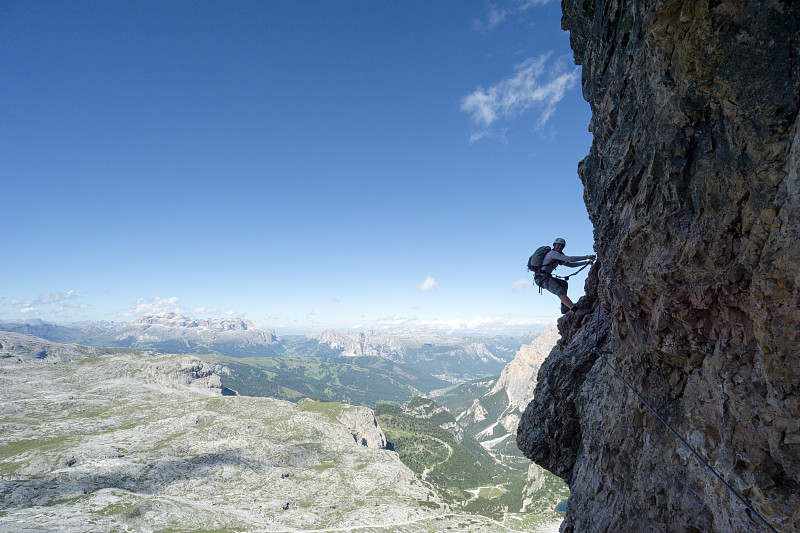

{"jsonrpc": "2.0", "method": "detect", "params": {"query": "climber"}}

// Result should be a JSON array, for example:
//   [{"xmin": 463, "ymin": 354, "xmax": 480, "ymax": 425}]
[{"xmin": 533, "ymin": 237, "xmax": 595, "ymax": 314}]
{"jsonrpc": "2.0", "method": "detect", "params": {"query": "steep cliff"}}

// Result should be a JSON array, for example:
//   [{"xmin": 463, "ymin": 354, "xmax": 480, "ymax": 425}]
[
  {"xmin": 517, "ymin": 1, "xmax": 799, "ymax": 532},
  {"xmin": 492, "ymin": 326, "xmax": 560, "ymax": 411},
  {"xmin": 336, "ymin": 404, "xmax": 389, "ymax": 449}
]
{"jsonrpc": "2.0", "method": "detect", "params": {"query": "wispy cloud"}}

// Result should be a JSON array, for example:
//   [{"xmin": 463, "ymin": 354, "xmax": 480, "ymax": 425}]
[
  {"xmin": 193, "ymin": 306, "xmax": 224, "ymax": 315},
  {"xmin": 125, "ymin": 296, "xmax": 182, "ymax": 316},
  {"xmin": 36, "ymin": 290, "xmax": 77, "ymax": 304},
  {"xmin": 473, "ymin": 0, "xmax": 552, "ymax": 33},
  {"xmin": 353, "ymin": 315, "xmax": 554, "ymax": 336},
  {"xmin": 461, "ymin": 53, "xmax": 579, "ymax": 140},
  {"xmin": 417, "ymin": 276, "xmax": 440, "ymax": 292},
  {"xmin": 474, "ymin": 4, "xmax": 511, "ymax": 33},
  {"xmin": 512, "ymin": 279, "xmax": 534, "ymax": 290},
  {"xmin": 124, "ymin": 297, "xmax": 239, "ymax": 318},
  {"xmin": 3, "ymin": 289, "xmax": 87, "ymax": 316}
]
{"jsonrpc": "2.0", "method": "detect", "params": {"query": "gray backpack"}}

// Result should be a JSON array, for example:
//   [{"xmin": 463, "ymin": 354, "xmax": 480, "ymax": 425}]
[{"xmin": 527, "ymin": 246, "xmax": 551, "ymax": 272}]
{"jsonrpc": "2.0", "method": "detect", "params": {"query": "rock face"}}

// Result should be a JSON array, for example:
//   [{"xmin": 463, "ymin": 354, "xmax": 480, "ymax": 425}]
[
  {"xmin": 517, "ymin": 2, "xmax": 799, "ymax": 533},
  {"xmin": 336, "ymin": 405, "xmax": 388, "ymax": 449},
  {"xmin": 144, "ymin": 356, "xmax": 226, "ymax": 395},
  {"xmin": 491, "ymin": 326, "xmax": 559, "ymax": 411}
]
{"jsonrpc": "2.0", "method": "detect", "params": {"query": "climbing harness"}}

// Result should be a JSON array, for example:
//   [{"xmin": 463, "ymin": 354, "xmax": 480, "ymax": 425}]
[
  {"xmin": 552, "ymin": 261, "xmax": 592, "ymax": 281},
  {"xmin": 591, "ymin": 307, "xmax": 779, "ymax": 533},
  {"xmin": 535, "ymin": 261, "xmax": 594, "ymax": 295}
]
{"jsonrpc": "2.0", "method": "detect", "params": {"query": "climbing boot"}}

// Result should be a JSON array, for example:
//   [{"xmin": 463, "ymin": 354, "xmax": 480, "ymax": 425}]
[{"xmin": 560, "ymin": 304, "xmax": 570, "ymax": 314}]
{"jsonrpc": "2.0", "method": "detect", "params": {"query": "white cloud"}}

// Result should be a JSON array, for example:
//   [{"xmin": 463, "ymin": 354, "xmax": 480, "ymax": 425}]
[
  {"xmin": 461, "ymin": 53, "xmax": 579, "ymax": 139},
  {"xmin": 356, "ymin": 314, "xmax": 554, "ymax": 337},
  {"xmin": 512, "ymin": 279, "xmax": 534, "ymax": 290},
  {"xmin": 417, "ymin": 276, "xmax": 440, "ymax": 292},
  {"xmin": 124, "ymin": 296, "xmax": 182, "ymax": 317},
  {"xmin": 192, "ymin": 306, "xmax": 223, "ymax": 315},
  {"xmin": 36, "ymin": 290, "xmax": 76, "ymax": 304},
  {"xmin": 121, "ymin": 298, "xmax": 241, "ymax": 319},
  {"xmin": 474, "ymin": 5, "xmax": 510, "ymax": 33},
  {"xmin": 474, "ymin": 0, "xmax": 551, "ymax": 33},
  {"xmin": 517, "ymin": 0, "xmax": 551, "ymax": 9},
  {"xmin": 3, "ymin": 290, "xmax": 86, "ymax": 317},
  {"xmin": 62, "ymin": 301, "xmax": 89, "ymax": 309}
]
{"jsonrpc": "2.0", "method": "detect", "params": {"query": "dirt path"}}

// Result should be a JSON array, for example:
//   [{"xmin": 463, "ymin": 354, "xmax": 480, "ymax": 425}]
[{"xmin": 420, "ymin": 436, "xmax": 453, "ymax": 480}]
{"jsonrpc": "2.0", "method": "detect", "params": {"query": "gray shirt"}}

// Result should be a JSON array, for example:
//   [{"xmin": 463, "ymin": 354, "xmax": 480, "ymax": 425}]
[{"xmin": 541, "ymin": 250, "xmax": 589, "ymax": 276}]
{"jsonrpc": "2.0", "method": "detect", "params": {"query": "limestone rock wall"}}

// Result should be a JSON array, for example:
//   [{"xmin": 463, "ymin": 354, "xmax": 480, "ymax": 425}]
[
  {"xmin": 491, "ymin": 325, "xmax": 560, "ymax": 411},
  {"xmin": 517, "ymin": 1, "xmax": 799, "ymax": 532},
  {"xmin": 337, "ymin": 405, "xmax": 388, "ymax": 449}
]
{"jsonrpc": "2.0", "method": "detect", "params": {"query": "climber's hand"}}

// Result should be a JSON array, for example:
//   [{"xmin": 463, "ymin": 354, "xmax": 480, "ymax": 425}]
[{"xmin": 587, "ymin": 254, "xmax": 596, "ymax": 261}]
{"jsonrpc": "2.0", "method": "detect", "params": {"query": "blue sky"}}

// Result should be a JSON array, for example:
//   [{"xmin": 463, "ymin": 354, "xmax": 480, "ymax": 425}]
[{"xmin": 1, "ymin": 0, "xmax": 594, "ymax": 336}]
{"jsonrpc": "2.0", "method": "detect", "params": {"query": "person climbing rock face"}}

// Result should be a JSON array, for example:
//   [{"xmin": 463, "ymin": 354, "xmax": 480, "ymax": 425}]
[{"xmin": 534, "ymin": 237, "xmax": 595, "ymax": 314}]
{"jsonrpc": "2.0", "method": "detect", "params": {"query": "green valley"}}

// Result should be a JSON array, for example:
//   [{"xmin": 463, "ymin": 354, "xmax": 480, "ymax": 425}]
[
  {"xmin": 375, "ymin": 397, "xmax": 568, "ymax": 525},
  {"xmin": 202, "ymin": 354, "xmax": 451, "ymax": 406}
]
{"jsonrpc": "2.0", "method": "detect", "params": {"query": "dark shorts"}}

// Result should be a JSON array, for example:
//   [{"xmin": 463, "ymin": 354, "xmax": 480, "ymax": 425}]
[{"xmin": 535, "ymin": 274, "xmax": 568, "ymax": 297}]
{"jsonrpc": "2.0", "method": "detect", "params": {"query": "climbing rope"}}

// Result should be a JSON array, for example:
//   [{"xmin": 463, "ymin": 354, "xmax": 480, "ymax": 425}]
[{"xmin": 591, "ymin": 306, "xmax": 779, "ymax": 533}]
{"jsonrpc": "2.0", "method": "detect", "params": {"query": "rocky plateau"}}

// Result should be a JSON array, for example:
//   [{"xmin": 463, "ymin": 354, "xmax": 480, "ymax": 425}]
[{"xmin": 0, "ymin": 332, "xmax": 524, "ymax": 532}]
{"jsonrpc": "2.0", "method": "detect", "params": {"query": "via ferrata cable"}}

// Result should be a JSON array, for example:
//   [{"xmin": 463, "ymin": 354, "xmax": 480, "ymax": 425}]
[{"xmin": 591, "ymin": 306, "xmax": 778, "ymax": 533}]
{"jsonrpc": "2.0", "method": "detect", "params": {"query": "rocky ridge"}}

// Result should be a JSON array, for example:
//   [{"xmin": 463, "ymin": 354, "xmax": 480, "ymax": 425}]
[
  {"xmin": 404, "ymin": 398, "xmax": 466, "ymax": 444},
  {"xmin": 0, "ymin": 331, "xmax": 99, "ymax": 362},
  {"xmin": 518, "ymin": 1, "xmax": 800, "ymax": 532}
]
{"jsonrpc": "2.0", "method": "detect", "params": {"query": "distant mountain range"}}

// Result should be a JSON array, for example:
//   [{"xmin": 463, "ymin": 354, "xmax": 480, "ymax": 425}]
[
  {"xmin": 306, "ymin": 327, "xmax": 524, "ymax": 378},
  {"xmin": 0, "ymin": 313, "xmax": 281, "ymax": 356},
  {"xmin": 0, "ymin": 314, "xmax": 546, "ymax": 379}
]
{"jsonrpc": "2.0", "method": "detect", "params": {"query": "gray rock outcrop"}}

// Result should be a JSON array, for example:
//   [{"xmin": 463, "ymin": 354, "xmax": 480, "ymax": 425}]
[
  {"xmin": 336, "ymin": 405, "xmax": 388, "ymax": 449},
  {"xmin": 517, "ymin": 1, "xmax": 799, "ymax": 532},
  {"xmin": 143, "ymin": 357, "xmax": 226, "ymax": 395}
]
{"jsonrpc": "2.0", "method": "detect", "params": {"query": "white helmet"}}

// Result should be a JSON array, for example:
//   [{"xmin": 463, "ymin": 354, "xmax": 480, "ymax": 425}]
[{"xmin": 553, "ymin": 237, "xmax": 566, "ymax": 246}]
